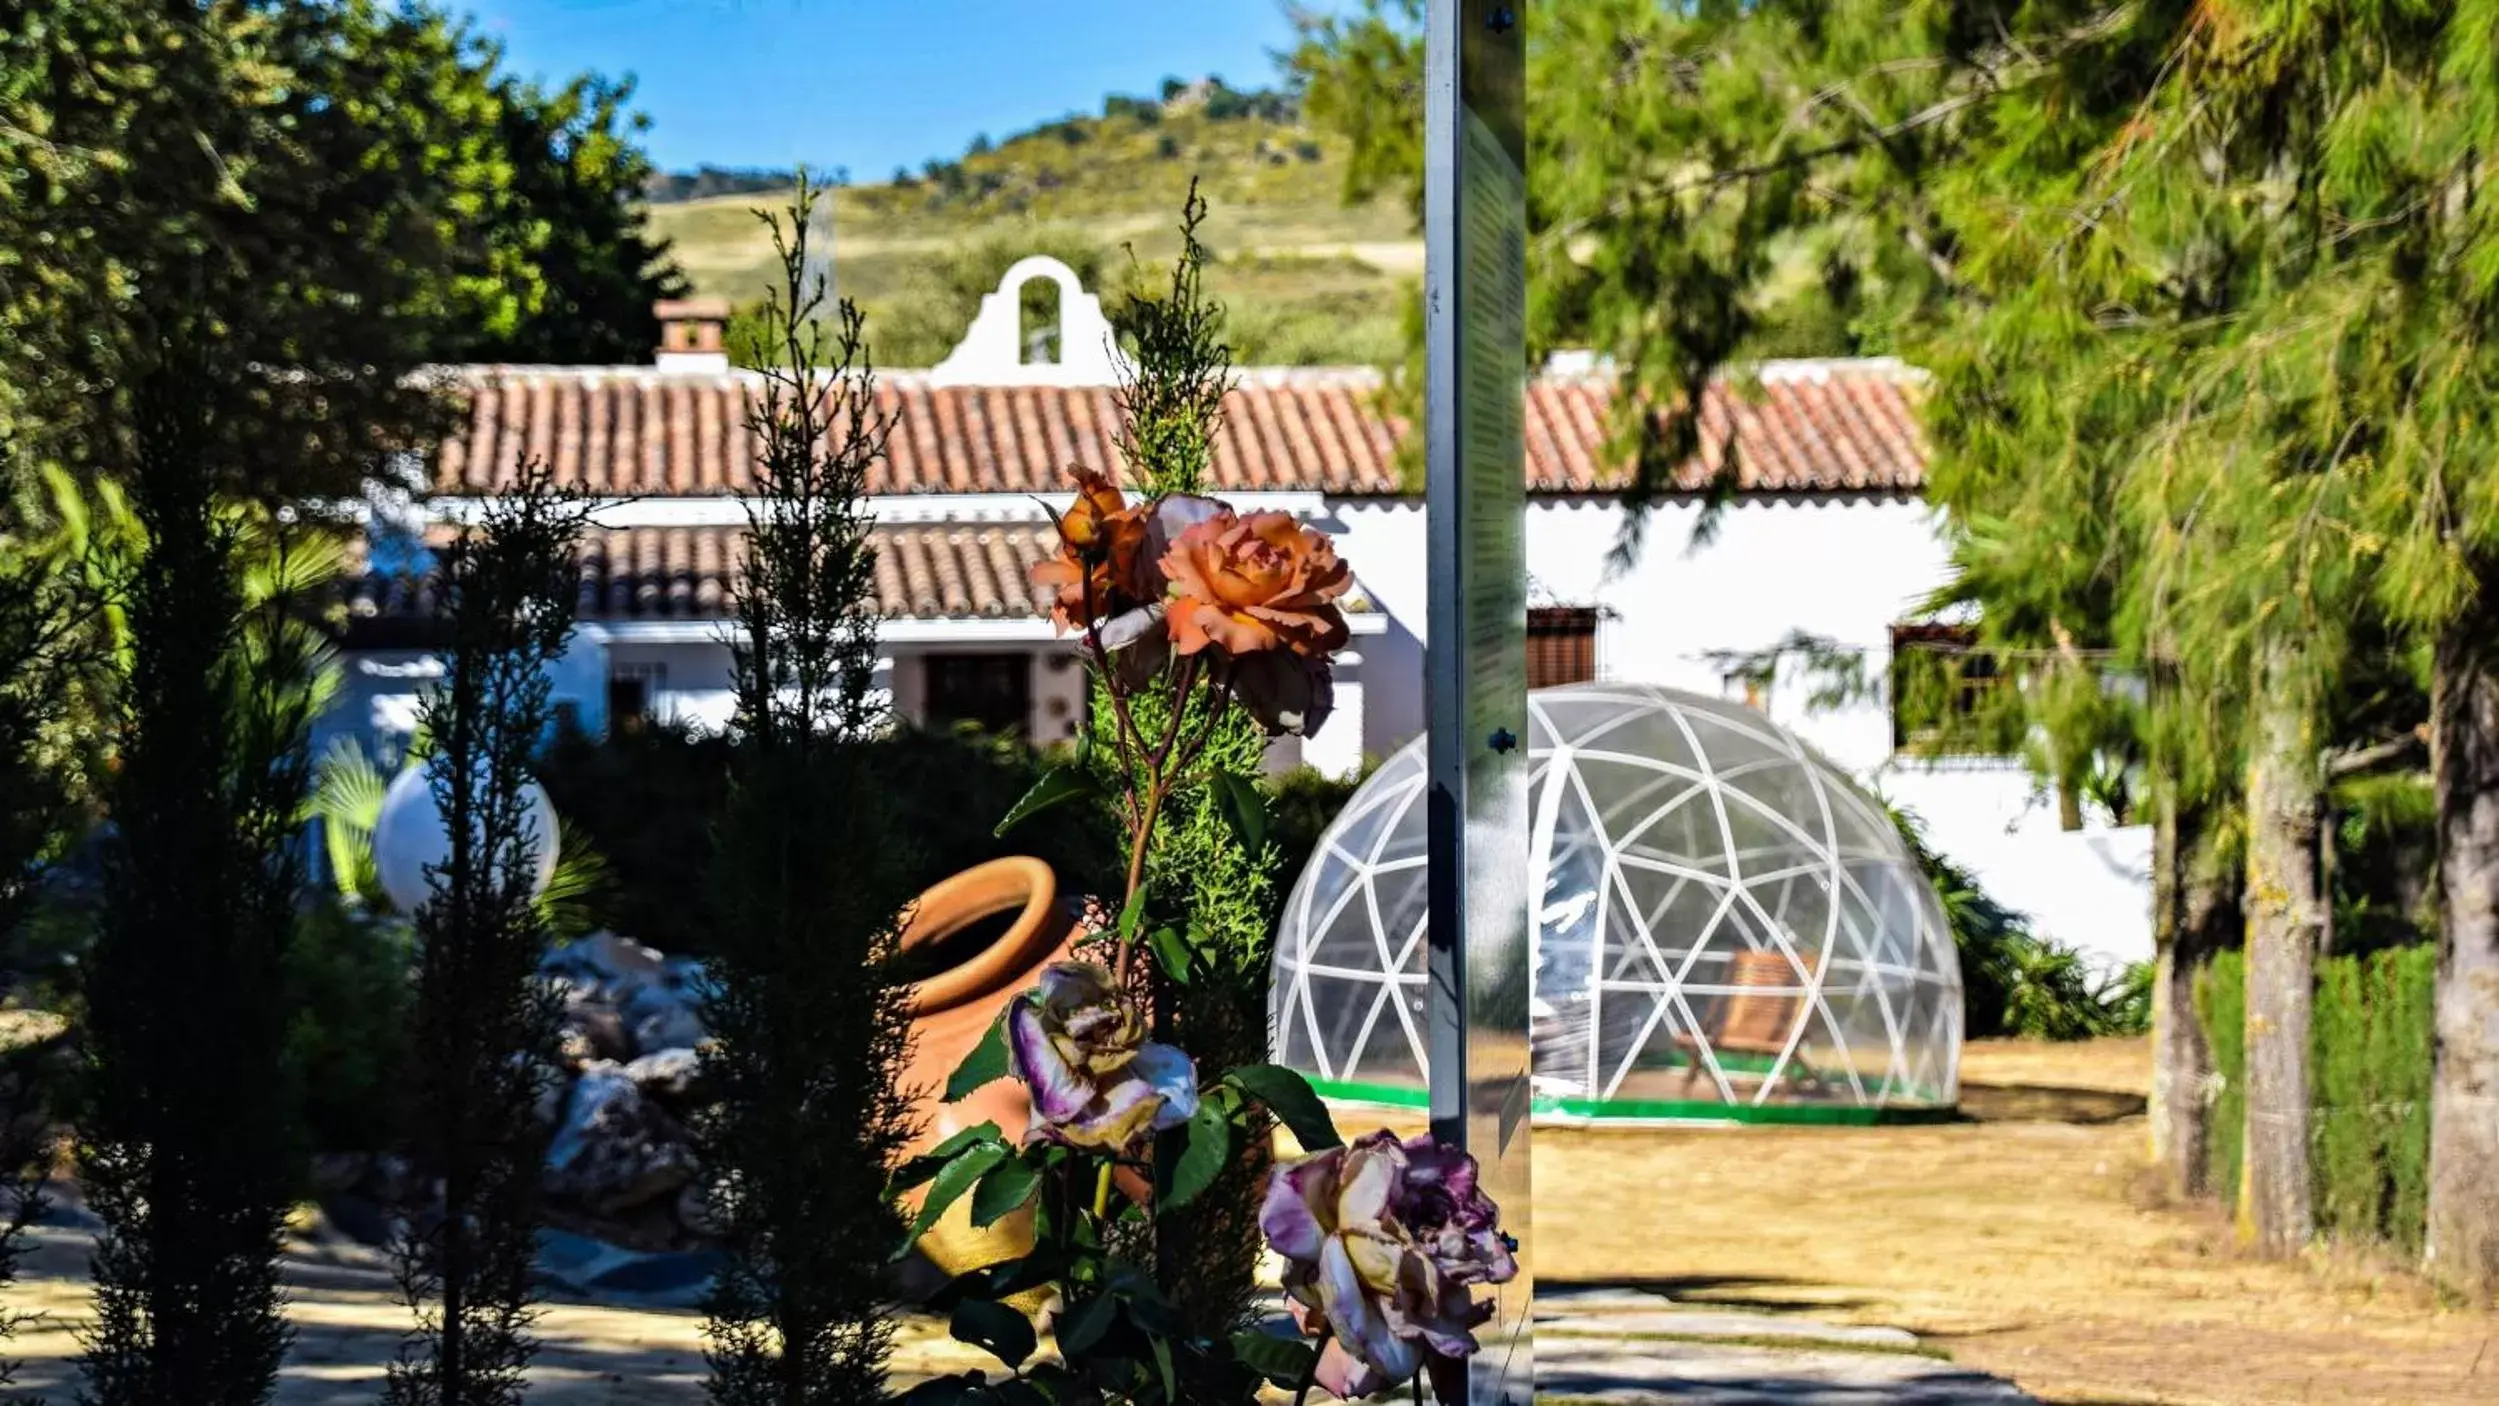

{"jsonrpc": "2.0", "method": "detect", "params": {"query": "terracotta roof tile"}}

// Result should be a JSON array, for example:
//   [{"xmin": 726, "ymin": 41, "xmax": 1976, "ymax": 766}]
[
  {"xmin": 427, "ymin": 360, "xmax": 1924, "ymax": 499},
  {"xmin": 346, "ymin": 521, "xmax": 1389, "ymax": 630},
  {"xmin": 349, "ymin": 524, "xmax": 1058, "ymax": 627}
]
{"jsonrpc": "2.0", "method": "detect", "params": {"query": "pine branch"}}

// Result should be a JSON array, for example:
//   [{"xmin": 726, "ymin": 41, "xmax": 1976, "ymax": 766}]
[
  {"xmin": 1539, "ymin": 5, "xmax": 2138, "ymax": 248},
  {"xmin": 2324, "ymin": 728, "xmax": 2427, "ymax": 781}
]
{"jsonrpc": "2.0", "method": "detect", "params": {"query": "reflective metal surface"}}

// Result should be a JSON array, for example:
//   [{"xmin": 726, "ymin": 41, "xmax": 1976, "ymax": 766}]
[{"xmin": 1424, "ymin": 0, "xmax": 1531, "ymax": 1399}]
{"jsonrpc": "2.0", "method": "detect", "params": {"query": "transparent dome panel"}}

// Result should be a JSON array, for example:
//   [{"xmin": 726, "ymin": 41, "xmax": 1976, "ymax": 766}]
[{"xmin": 1270, "ymin": 684, "xmax": 1965, "ymax": 1121}]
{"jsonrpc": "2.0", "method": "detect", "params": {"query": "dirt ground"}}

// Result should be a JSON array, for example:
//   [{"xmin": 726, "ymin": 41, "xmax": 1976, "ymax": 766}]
[
  {"xmin": 7, "ymin": 1037, "xmax": 2493, "ymax": 1402},
  {"xmin": 1525, "ymin": 1037, "xmax": 2497, "ymax": 1404}
]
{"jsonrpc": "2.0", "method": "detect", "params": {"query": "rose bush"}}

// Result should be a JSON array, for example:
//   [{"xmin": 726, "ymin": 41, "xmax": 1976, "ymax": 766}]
[
  {"xmin": 1261, "ymin": 1130, "xmax": 1519, "ymax": 1399},
  {"xmin": 905, "ymin": 219, "xmax": 1385, "ymax": 1403}
]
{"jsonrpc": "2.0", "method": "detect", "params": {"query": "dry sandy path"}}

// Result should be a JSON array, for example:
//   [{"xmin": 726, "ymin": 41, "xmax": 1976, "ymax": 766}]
[{"xmin": 5, "ymin": 1038, "xmax": 2490, "ymax": 1402}]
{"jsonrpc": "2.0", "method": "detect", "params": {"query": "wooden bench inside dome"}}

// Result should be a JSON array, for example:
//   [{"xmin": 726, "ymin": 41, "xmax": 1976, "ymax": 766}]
[{"xmin": 1674, "ymin": 947, "xmax": 1829, "ymax": 1097}]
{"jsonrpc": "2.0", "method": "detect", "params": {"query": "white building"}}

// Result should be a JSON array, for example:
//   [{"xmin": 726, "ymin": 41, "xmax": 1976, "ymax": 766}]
[{"xmin": 335, "ymin": 262, "xmax": 2152, "ymax": 969}]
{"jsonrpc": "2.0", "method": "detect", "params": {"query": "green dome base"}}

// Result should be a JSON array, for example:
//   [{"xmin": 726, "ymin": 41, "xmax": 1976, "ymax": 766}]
[{"xmin": 1307, "ymin": 1077, "xmax": 1961, "ymax": 1128}]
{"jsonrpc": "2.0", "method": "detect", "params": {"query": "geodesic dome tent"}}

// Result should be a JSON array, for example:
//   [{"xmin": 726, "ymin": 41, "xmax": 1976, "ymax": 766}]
[{"xmin": 1270, "ymin": 684, "xmax": 1964, "ymax": 1123}]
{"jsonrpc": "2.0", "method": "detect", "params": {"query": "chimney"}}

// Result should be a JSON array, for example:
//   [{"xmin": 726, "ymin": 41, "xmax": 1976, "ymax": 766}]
[{"xmin": 653, "ymin": 297, "xmax": 731, "ymax": 373}]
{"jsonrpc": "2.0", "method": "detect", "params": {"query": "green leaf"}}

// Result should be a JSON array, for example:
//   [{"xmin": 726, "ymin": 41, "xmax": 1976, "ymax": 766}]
[
  {"xmin": 1149, "ymin": 1334, "xmax": 1177, "ymax": 1400},
  {"xmin": 892, "ymin": 1374, "xmax": 994, "ymax": 1405},
  {"xmin": 1055, "ymin": 1290, "xmax": 1119, "ymax": 1356},
  {"xmin": 946, "ymin": 1015, "xmax": 1014, "ymax": 1102},
  {"xmin": 1210, "ymin": 769, "xmax": 1268, "ymax": 857},
  {"xmin": 928, "ymin": 1249, "xmax": 1070, "ymax": 1310},
  {"xmin": 1145, "ymin": 925, "xmax": 1193, "ymax": 982},
  {"xmin": 1159, "ymin": 1098, "xmax": 1231, "ymax": 1211},
  {"xmin": 896, "ymin": 1142, "xmax": 1009, "ymax": 1259},
  {"xmin": 1115, "ymin": 884, "xmax": 1150, "ymax": 942},
  {"xmin": 889, "ymin": 1121, "xmax": 1005, "ymax": 1193},
  {"xmin": 995, "ymin": 763, "xmax": 1097, "ymax": 837},
  {"xmin": 971, "ymin": 1154, "xmax": 1041, "ymax": 1228},
  {"xmin": 1230, "ymin": 1330, "xmax": 1318, "ymax": 1388},
  {"xmin": 1013, "ymin": 1363, "xmax": 1081, "ymax": 1402},
  {"xmin": 1225, "ymin": 1064, "xmax": 1342, "ymax": 1150},
  {"xmin": 951, "ymin": 1297, "xmax": 1037, "ymax": 1371},
  {"xmin": 1106, "ymin": 1264, "xmax": 1182, "ymax": 1335}
]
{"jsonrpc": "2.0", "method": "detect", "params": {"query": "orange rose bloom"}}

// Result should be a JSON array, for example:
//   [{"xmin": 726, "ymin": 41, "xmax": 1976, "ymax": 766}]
[
  {"xmin": 1159, "ymin": 510, "xmax": 1352, "ymax": 658},
  {"xmin": 1031, "ymin": 467, "xmax": 1148, "ymax": 632}
]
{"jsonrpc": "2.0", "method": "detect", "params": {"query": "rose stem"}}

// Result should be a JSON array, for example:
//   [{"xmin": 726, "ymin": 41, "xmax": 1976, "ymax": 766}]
[
  {"xmin": 1113, "ymin": 654, "xmax": 1203, "ymax": 984},
  {"xmin": 1114, "ymin": 779, "xmax": 1166, "ymax": 985},
  {"xmin": 1077, "ymin": 571, "xmax": 1147, "ymax": 815},
  {"xmin": 1091, "ymin": 1161, "xmax": 1113, "ymax": 1220},
  {"xmin": 1291, "ymin": 1325, "xmax": 1334, "ymax": 1406}
]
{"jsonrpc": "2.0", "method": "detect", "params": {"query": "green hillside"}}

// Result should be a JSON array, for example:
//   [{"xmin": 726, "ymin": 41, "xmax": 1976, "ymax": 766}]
[{"xmin": 643, "ymin": 93, "xmax": 1419, "ymax": 368}]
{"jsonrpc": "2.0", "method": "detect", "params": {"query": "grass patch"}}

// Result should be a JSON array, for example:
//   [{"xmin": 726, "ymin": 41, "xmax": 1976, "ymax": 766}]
[{"xmin": 645, "ymin": 108, "xmax": 1416, "ymax": 367}]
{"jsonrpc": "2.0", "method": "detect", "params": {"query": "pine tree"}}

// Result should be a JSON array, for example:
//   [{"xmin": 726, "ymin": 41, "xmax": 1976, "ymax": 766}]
[
  {"xmin": 1289, "ymin": 0, "xmax": 2235, "ymax": 1197},
  {"xmin": 698, "ymin": 176, "xmax": 918, "ymax": 1405},
  {"xmin": 384, "ymin": 463, "xmax": 586, "ymax": 1406}
]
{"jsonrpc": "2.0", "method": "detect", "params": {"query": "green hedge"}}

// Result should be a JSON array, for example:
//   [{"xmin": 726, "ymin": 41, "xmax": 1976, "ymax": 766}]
[
  {"xmin": 2194, "ymin": 948, "xmax": 2248, "ymax": 1205},
  {"xmin": 2311, "ymin": 945, "xmax": 2435, "ymax": 1254},
  {"xmin": 2193, "ymin": 944, "xmax": 2435, "ymax": 1254}
]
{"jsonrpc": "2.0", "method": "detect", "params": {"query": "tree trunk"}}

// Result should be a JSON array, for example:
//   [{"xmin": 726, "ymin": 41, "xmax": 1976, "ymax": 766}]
[
  {"xmin": 2428, "ymin": 608, "xmax": 2499, "ymax": 1301},
  {"xmin": 2241, "ymin": 648, "xmax": 2321, "ymax": 1257},
  {"xmin": 2152, "ymin": 793, "xmax": 2232, "ymax": 1199}
]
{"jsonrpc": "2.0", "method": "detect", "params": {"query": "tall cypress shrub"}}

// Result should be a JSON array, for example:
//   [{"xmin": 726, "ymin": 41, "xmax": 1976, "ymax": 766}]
[
  {"xmin": 78, "ymin": 359, "xmax": 321, "ymax": 1405},
  {"xmin": 699, "ymin": 176, "xmax": 918, "ymax": 1405},
  {"xmin": 385, "ymin": 464, "xmax": 586, "ymax": 1406}
]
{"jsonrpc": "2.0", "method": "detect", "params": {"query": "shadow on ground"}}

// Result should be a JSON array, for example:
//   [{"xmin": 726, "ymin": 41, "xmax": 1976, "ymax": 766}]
[
  {"xmin": 1542, "ymin": 1276, "xmax": 1879, "ymax": 1318},
  {"xmin": 1955, "ymin": 1083, "xmax": 2147, "ymax": 1125}
]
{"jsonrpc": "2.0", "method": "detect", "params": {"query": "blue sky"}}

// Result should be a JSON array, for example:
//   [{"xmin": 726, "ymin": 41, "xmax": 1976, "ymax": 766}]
[{"xmin": 459, "ymin": 0, "xmax": 1323, "ymax": 178}]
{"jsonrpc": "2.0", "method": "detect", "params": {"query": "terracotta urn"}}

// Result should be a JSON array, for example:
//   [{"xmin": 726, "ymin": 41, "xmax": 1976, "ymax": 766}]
[{"xmin": 895, "ymin": 856, "xmax": 1079, "ymax": 1276}]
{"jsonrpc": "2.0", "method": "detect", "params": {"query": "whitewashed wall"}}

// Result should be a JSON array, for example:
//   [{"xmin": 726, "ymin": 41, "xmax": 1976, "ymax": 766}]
[
  {"xmin": 1321, "ymin": 492, "xmax": 2154, "ymax": 970},
  {"xmin": 317, "ymin": 638, "xmax": 610, "ymax": 762},
  {"xmin": 332, "ymin": 488, "xmax": 2152, "ymax": 968}
]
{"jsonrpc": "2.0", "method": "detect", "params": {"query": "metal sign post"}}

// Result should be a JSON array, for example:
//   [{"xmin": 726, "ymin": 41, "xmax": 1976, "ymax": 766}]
[{"xmin": 1424, "ymin": 1, "xmax": 1531, "ymax": 1402}]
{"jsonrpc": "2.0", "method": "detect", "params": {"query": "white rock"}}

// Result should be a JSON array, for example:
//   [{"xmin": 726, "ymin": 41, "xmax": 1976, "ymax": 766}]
[{"xmin": 622, "ymin": 1047, "xmax": 701, "ymax": 1100}]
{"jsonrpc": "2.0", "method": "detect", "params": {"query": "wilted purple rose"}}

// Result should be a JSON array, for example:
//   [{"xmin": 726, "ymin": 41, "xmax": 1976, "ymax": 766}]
[
  {"xmin": 1005, "ymin": 962, "xmax": 1198, "ymax": 1155},
  {"xmin": 1259, "ymin": 1130, "xmax": 1518, "ymax": 1399}
]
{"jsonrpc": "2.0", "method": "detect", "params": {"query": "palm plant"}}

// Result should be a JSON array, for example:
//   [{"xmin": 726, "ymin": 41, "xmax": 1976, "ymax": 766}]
[{"xmin": 307, "ymin": 733, "xmax": 613, "ymax": 942}]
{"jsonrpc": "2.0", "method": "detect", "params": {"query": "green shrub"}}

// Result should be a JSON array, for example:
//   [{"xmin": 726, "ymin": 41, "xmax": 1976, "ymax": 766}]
[
  {"xmin": 2196, "ymin": 948, "xmax": 2248, "ymax": 1206},
  {"xmin": 283, "ymin": 883, "xmax": 412, "ymax": 1165},
  {"xmin": 1889, "ymin": 801, "xmax": 2147, "ymax": 1038},
  {"xmin": 537, "ymin": 719, "xmax": 734, "ymax": 953},
  {"xmin": 2370, "ymin": 947, "xmax": 2435, "ymax": 1254},
  {"xmin": 870, "ymin": 723, "xmax": 1120, "ymax": 899},
  {"xmin": 2311, "ymin": 945, "xmax": 2435, "ymax": 1254},
  {"xmin": 2311, "ymin": 955, "xmax": 2374, "ymax": 1239},
  {"xmin": 1265, "ymin": 761, "xmax": 1371, "ymax": 902},
  {"xmin": 539, "ymin": 720, "xmax": 1126, "ymax": 956}
]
